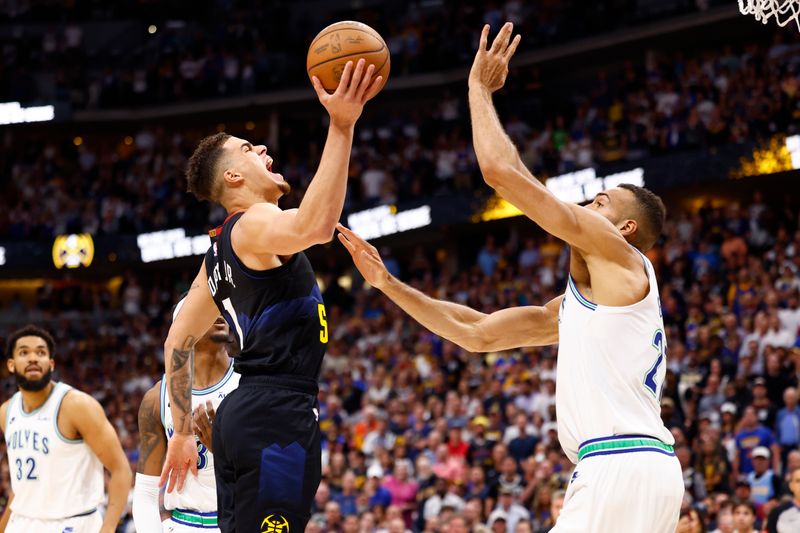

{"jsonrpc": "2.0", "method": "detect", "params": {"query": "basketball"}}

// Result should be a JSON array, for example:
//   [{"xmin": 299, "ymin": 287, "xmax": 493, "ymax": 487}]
[{"xmin": 306, "ymin": 21, "xmax": 390, "ymax": 94}]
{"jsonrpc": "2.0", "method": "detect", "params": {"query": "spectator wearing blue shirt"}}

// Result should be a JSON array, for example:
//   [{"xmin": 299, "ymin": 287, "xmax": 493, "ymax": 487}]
[
  {"xmin": 735, "ymin": 405, "xmax": 780, "ymax": 478},
  {"xmin": 746, "ymin": 446, "xmax": 780, "ymax": 509},
  {"xmin": 776, "ymin": 387, "xmax": 800, "ymax": 470},
  {"xmin": 332, "ymin": 470, "xmax": 359, "ymax": 517},
  {"xmin": 365, "ymin": 464, "xmax": 392, "ymax": 509},
  {"xmin": 477, "ymin": 235, "xmax": 501, "ymax": 276}
]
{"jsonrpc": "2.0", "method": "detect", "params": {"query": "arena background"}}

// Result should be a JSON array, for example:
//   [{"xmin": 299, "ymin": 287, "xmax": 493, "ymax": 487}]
[{"xmin": 1, "ymin": 1, "xmax": 800, "ymax": 531}]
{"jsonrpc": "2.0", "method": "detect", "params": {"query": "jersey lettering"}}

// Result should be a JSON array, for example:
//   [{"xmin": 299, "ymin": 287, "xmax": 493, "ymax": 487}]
[{"xmin": 644, "ymin": 329, "xmax": 666, "ymax": 397}]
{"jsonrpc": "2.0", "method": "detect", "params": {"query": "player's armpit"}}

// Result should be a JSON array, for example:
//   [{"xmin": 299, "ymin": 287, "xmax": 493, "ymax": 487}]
[
  {"xmin": 233, "ymin": 203, "xmax": 331, "ymax": 256},
  {"xmin": 63, "ymin": 392, "xmax": 130, "ymax": 472},
  {"xmin": 469, "ymin": 295, "xmax": 562, "ymax": 352},
  {"xmin": 137, "ymin": 384, "xmax": 167, "ymax": 476}
]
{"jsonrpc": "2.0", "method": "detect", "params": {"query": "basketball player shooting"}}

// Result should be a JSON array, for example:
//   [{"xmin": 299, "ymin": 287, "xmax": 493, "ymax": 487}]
[
  {"xmin": 338, "ymin": 23, "xmax": 684, "ymax": 533},
  {"xmin": 160, "ymin": 59, "xmax": 381, "ymax": 532}
]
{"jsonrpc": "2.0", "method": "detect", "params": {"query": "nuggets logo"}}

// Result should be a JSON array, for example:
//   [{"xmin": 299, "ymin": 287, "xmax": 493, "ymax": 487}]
[
  {"xmin": 52, "ymin": 234, "xmax": 94, "ymax": 269},
  {"xmin": 261, "ymin": 514, "xmax": 289, "ymax": 533}
]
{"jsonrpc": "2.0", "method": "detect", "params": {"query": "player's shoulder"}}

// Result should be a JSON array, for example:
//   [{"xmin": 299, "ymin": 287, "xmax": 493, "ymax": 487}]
[
  {"xmin": 140, "ymin": 380, "xmax": 162, "ymax": 414},
  {"xmin": 0, "ymin": 397, "xmax": 12, "ymax": 429},
  {"xmin": 60, "ymin": 386, "xmax": 102, "ymax": 412}
]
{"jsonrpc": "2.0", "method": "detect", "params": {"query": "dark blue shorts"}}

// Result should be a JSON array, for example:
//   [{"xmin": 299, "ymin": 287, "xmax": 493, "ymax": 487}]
[{"xmin": 213, "ymin": 375, "xmax": 321, "ymax": 533}]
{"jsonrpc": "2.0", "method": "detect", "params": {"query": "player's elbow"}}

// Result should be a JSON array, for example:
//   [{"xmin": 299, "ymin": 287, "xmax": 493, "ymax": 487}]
[
  {"xmin": 480, "ymin": 160, "xmax": 514, "ymax": 188},
  {"xmin": 110, "ymin": 456, "xmax": 133, "ymax": 485},
  {"xmin": 304, "ymin": 223, "xmax": 337, "ymax": 246}
]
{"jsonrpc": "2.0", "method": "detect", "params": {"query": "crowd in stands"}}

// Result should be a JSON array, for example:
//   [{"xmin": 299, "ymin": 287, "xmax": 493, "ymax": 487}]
[
  {"xmin": 2, "ymin": 31, "xmax": 799, "ymax": 242},
  {"xmin": 0, "ymin": 0, "xmax": 728, "ymax": 109},
  {"xmin": 0, "ymin": 190, "xmax": 799, "ymax": 532}
]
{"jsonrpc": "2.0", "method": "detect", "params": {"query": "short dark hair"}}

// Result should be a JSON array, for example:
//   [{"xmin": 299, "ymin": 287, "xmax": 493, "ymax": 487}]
[
  {"xmin": 6, "ymin": 325, "xmax": 55, "ymax": 359},
  {"xmin": 732, "ymin": 499, "xmax": 756, "ymax": 514},
  {"xmin": 618, "ymin": 183, "xmax": 666, "ymax": 252},
  {"xmin": 186, "ymin": 132, "xmax": 230, "ymax": 201}
]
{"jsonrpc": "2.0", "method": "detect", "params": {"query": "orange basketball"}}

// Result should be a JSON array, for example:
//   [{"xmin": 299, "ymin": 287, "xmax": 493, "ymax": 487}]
[{"xmin": 307, "ymin": 21, "xmax": 390, "ymax": 94}]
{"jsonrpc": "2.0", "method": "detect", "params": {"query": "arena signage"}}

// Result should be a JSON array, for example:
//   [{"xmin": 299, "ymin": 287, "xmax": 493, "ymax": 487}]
[
  {"xmin": 477, "ymin": 167, "xmax": 645, "ymax": 221},
  {"xmin": 545, "ymin": 167, "xmax": 645, "ymax": 203},
  {"xmin": 787, "ymin": 135, "xmax": 800, "ymax": 169},
  {"xmin": 137, "ymin": 228, "xmax": 211, "ymax": 263},
  {"xmin": 52, "ymin": 234, "xmax": 94, "ymax": 269},
  {"xmin": 346, "ymin": 204, "xmax": 432, "ymax": 240},
  {"xmin": 0, "ymin": 101, "xmax": 55, "ymax": 125}
]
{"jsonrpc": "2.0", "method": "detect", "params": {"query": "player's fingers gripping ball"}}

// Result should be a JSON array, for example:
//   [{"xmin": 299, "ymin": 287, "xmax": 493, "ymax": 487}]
[{"xmin": 307, "ymin": 21, "xmax": 390, "ymax": 94}]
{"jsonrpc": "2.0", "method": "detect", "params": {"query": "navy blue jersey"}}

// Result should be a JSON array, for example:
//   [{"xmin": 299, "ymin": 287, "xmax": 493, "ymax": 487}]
[{"xmin": 203, "ymin": 212, "xmax": 328, "ymax": 378}]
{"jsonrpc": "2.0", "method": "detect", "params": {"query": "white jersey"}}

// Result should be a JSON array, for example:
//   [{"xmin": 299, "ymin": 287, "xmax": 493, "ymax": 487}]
[
  {"xmin": 556, "ymin": 252, "xmax": 674, "ymax": 464},
  {"xmin": 162, "ymin": 362, "xmax": 239, "ymax": 514},
  {"xmin": 4, "ymin": 382, "xmax": 104, "ymax": 519}
]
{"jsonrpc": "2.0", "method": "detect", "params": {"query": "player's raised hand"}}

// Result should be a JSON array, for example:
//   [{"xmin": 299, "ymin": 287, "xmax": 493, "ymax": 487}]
[
  {"xmin": 336, "ymin": 223, "xmax": 390, "ymax": 290},
  {"xmin": 193, "ymin": 401, "xmax": 215, "ymax": 452},
  {"xmin": 469, "ymin": 22, "xmax": 521, "ymax": 93},
  {"xmin": 159, "ymin": 432, "xmax": 198, "ymax": 493},
  {"xmin": 312, "ymin": 59, "xmax": 383, "ymax": 128}
]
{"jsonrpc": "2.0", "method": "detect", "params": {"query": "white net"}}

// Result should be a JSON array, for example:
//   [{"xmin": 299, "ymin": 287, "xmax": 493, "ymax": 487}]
[{"xmin": 739, "ymin": 0, "xmax": 800, "ymax": 30}]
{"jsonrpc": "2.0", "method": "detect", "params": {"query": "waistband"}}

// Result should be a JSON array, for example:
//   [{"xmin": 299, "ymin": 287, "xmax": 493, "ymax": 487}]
[
  {"xmin": 577, "ymin": 434, "xmax": 675, "ymax": 461},
  {"xmin": 239, "ymin": 373, "xmax": 319, "ymax": 395},
  {"xmin": 67, "ymin": 507, "xmax": 97, "ymax": 519},
  {"xmin": 172, "ymin": 509, "xmax": 219, "ymax": 529}
]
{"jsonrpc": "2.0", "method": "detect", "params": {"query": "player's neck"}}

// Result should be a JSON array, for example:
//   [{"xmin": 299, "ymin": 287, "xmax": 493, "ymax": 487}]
[
  {"xmin": 192, "ymin": 348, "xmax": 231, "ymax": 390},
  {"xmin": 225, "ymin": 192, "xmax": 278, "ymax": 214},
  {"xmin": 19, "ymin": 381, "xmax": 56, "ymax": 413}
]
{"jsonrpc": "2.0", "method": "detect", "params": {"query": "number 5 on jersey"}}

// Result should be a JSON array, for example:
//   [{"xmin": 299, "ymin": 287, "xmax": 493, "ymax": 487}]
[{"xmin": 318, "ymin": 303, "xmax": 328, "ymax": 344}]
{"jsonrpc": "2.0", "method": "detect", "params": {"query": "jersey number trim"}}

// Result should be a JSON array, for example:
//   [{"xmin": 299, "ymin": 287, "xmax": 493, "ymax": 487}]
[
  {"xmin": 318, "ymin": 304, "xmax": 328, "ymax": 344},
  {"xmin": 15, "ymin": 457, "xmax": 37, "ymax": 481},
  {"xmin": 222, "ymin": 297, "xmax": 244, "ymax": 349},
  {"xmin": 644, "ymin": 329, "xmax": 666, "ymax": 398}
]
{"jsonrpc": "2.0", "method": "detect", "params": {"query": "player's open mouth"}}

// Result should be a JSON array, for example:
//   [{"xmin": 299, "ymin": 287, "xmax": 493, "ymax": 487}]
[{"xmin": 265, "ymin": 156, "xmax": 273, "ymax": 171}]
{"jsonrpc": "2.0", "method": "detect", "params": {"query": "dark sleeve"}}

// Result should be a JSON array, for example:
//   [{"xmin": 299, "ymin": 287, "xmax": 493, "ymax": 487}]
[{"xmin": 766, "ymin": 501, "xmax": 788, "ymax": 533}]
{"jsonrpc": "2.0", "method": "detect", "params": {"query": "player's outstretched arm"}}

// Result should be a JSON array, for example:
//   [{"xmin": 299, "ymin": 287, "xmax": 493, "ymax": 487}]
[
  {"xmin": 337, "ymin": 224, "xmax": 561, "ymax": 351},
  {"xmin": 62, "ymin": 391, "xmax": 132, "ymax": 533},
  {"xmin": 468, "ymin": 24, "xmax": 632, "ymax": 260},
  {"xmin": 133, "ymin": 384, "xmax": 167, "ymax": 532},
  {"xmin": 161, "ymin": 262, "xmax": 219, "ymax": 493},
  {"xmin": 233, "ymin": 59, "xmax": 383, "ymax": 256}
]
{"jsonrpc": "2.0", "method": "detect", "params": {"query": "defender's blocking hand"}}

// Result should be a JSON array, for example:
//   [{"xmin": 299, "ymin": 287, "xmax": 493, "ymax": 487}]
[
  {"xmin": 468, "ymin": 22, "xmax": 521, "ymax": 93},
  {"xmin": 336, "ymin": 223, "xmax": 391, "ymax": 290}
]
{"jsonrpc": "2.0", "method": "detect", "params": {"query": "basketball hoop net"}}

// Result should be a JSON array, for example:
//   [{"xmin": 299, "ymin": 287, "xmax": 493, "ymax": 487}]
[{"xmin": 739, "ymin": 0, "xmax": 800, "ymax": 31}]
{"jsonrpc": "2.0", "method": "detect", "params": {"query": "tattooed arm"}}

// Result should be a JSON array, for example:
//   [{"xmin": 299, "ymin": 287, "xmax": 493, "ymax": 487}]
[
  {"xmin": 133, "ymin": 383, "xmax": 168, "ymax": 530},
  {"xmin": 160, "ymin": 262, "xmax": 219, "ymax": 493}
]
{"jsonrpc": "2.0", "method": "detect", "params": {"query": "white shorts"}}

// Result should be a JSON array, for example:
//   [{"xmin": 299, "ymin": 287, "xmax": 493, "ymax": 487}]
[
  {"xmin": 7, "ymin": 509, "xmax": 102, "ymax": 533},
  {"xmin": 553, "ymin": 438, "xmax": 684, "ymax": 533}
]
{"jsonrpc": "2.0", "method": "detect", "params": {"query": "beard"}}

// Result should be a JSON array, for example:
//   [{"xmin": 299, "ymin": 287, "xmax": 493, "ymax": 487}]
[
  {"xmin": 209, "ymin": 330, "xmax": 234, "ymax": 344},
  {"xmin": 14, "ymin": 368, "xmax": 52, "ymax": 391}
]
